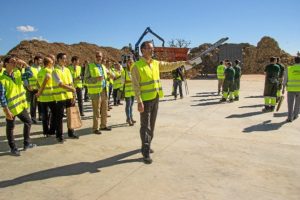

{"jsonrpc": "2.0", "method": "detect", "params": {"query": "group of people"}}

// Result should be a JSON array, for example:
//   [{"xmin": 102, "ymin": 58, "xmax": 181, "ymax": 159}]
[
  {"xmin": 0, "ymin": 41, "xmax": 189, "ymax": 164},
  {"xmin": 216, "ymin": 55, "xmax": 300, "ymax": 123},
  {"xmin": 263, "ymin": 56, "xmax": 300, "ymax": 123},
  {"xmin": 217, "ymin": 59, "xmax": 242, "ymax": 102}
]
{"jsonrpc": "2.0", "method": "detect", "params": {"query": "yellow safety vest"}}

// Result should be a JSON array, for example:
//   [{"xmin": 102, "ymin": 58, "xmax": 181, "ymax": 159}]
[
  {"xmin": 87, "ymin": 63, "xmax": 105, "ymax": 95},
  {"xmin": 108, "ymin": 67, "xmax": 114, "ymax": 85},
  {"xmin": 37, "ymin": 68, "xmax": 54, "ymax": 102},
  {"xmin": 68, "ymin": 65, "xmax": 83, "ymax": 89},
  {"xmin": 287, "ymin": 64, "xmax": 300, "ymax": 92},
  {"xmin": 28, "ymin": 66, "xmax": 39, "ymax": 90},
  {"xmin": 0, "ymin": 72, "xmax": 28, "ymax": 116},
  {"xmin": 135, "ymin": 59, "xmax": 163, "ymax": 101},
  {"xmin": 217, "ymin": 65, "xmax": 225, "ymax": 79},
  {"xmin": 122, "ymin": 69, "xmax": 135, "ymax": 98},
  {"xmin": 0, "ymin": 68, "xmax": 5, "ymax": 76},
  {"xmin": 113, "ymin": 69, "xmax": 123, "ymax": 89},
  {"xmin": 52, "ymin": 66, "xmax": 73, "ymax": 101}
]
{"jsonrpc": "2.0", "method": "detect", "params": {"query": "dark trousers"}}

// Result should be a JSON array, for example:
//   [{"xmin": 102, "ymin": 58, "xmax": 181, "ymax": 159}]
[
  {"xmin": 54, "ymin": 99, "xmax": 74, "ymax": 139},
  {"xmin": 173, "ymin": 79, "xmax": 183, "ymax": 98},
  {"xmin": 84, "ymin": 86, "xmax": 89, "ymax": 101},
  {"xmin": 140, "ymin": 95, "xmax": 159, "ymax": 157},
  {"xmin": 108, "ymin": 84, "xmax": 113, "ymax": 105},
  {"xmin": 6, "ymin": 109, "xmax": 32, "ymax": 149},
  {"xmin": 76, "ymin": 87, "xmax": 84, "ymax": 115},
  {"xmin": 125, "ymin": 96, "xmax": 134, "ymax": 121},
  {"xmin": 40, "ymin": 101, "xmax": 56, "ymax": 136},
  {"xmin": 113, "ymin": 88, "xmax": 121, "ymax": 104},
  {"xmin": 287, "ymin": 92, "xmax": 300, "ymax": 121},
  {"xmin": 28, "ymin": 90, "xmax": 41, "ymax": 120}
]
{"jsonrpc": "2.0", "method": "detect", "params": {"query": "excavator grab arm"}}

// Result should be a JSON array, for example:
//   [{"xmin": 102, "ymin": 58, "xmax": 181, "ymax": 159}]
[{"xmin": 134, "ymin": 27, "xmax": 165, "ymax": 59}]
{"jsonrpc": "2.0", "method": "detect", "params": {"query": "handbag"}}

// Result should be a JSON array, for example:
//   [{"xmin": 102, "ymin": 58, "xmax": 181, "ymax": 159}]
[{"xmin": 66, "ymin": 106, "xmax": 82, "ymax": 129}]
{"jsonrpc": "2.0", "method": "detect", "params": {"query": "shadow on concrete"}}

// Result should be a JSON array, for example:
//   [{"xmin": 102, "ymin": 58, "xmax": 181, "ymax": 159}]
[
  {"xmin": 238, "ymin": 104, "xmax": 265, "ymax": 108},
  {"xmin": 160, "ymin": 98, "xmax": 176, "ymax": 102},
  {"xmin": 191, "ymin": 94, "xmax": 219, "ymax": 98},
  {"xmin": 191, "ymin": 101, "xmax": 221, "ymax": 107},
  {"xmin": 226, "ymin": 111, "xmax": 264, "ymax": 118},
  {"xmin": 0, "ymin": 128, "xmax": 93, "ymax": 154},
  {"xmin": 110, "ymin": 123, "xmax": 130, "ymax": 129},
  {"xmin": 244, "ymin": 95, "xmax": 264, "ymax": 99},
  {"xmin": 0, "ymin": 149, "xmax": 141, "ymax": 188},
  {"xmin": 243, "ymin": 120, "xmax": 286, "ymax": 133},
  {"xmin": 192, "ymin": 97, "xmax": 220, "ymax": 102},
  {"xmin": 196, "ymin": 92, "xmax": 217, "ymax": 95},
  {"xmin": 273, "ymin": 112, "xmax": 288, "ymax": 118}
]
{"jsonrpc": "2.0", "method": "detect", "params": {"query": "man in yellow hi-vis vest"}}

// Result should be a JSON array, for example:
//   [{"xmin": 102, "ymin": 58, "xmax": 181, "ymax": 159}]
[
  {"xmin": 216, "ymin": 61, "xmax": 225, "ymax": 95},
  {"xmin": 28, "ymin": 55, "xmax": 43, "ymax": 123},
  {"xmin": 282, "ymin": 56, "xmax": 300, "ymax": 122},
  {"xmin": 0, "ymin": 55, "xmax": 36, "ymax": 156},
  {"xmin": 52, "ymin": 53, "xmax": 78, "ymax": 143},
  {"xmin": 68, "ymin": 56, "xmax": 84, "ymax": 116},
  {"xmin": 131, "ymin": 41, "xmax": 189, "ymax": 164},
  {"xmin": 84, "ymin": 51, "xmax": 111, "ymax": 135}
]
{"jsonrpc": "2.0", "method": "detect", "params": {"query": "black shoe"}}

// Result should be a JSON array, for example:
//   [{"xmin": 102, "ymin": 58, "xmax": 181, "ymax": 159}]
[
  {"xmin": 293, "ymin": 115, "xmax": 298, "ymax": 120},
  {"xmin": 80, "ymin": 113, "xmax": 85, "ymax": 117},
  {"xmin": 150, "ymin": 149, "xmax": 154, "ymax": 154},
  {"xmin": 31, "ymin": 118, "xmax": 37, "ymax": 124},
  {"xmin": 234, "ymin": 97, "xmax": 239, "ymax": 101},
  {"xmin": 229, "ymin": 99, "xmax": 234, "ymax": 103},
  {"xmin": 143, "ymin": 156, "xmax": 153, "ymax": 164},
  {"xmin": 57, "ymin": 138, "xmax": 65, "ymax": 143},
  {"xmin": 131, "ymin": 119, "xmax": 136, "ymax": 123},
  {"xmin": 23, "ymin": 143, "xmax": 37, "ymax": 151},
  {"xmin": 68, "ymin": 134, "xmax": 79, "ymax": 139},
  {"xmin": 286, "ymin": 118, "xmax": 292, "ymax": 123},
  {"xmin": 262, "ymin": 107, "xmax": 271, "ymax": 112},
  {"xmin": 11, "ymin": 148, "xmax": 21, "ymax": 156},
  {"xmin": 220, "ymin": 98, "xmax": 226, "ymax": 102},
  {"xmin": 100, "ymin": 127, "xmax": 111, "ymax": 131},
  {"xmin": 93, "ymin": 130, "xmax": 102, "ymax": 135}
]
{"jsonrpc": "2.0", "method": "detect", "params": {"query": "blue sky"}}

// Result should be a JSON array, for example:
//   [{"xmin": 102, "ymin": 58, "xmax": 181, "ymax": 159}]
[{"xmin": 0, "ymin": 0, "xmax": 299, "ymax": 55}]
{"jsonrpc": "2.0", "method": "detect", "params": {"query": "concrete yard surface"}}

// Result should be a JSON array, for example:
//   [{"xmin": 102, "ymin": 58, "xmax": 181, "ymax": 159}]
[{"xmin": 0, "ymin": 75, "xmax": 299, "ymax": 200}]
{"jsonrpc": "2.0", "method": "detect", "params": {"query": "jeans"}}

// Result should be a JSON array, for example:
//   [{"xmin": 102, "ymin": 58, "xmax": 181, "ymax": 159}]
[
  {"xmin": 113, "ymin": 88, "xmax": 121, "ymax": 104},
  {"xmin": 125, "ymin": 96, "xmax": 134, "ymax": 121},
  {"xmin": 6, "ymin": 109, "xmax": 32, "ymax": 149}
]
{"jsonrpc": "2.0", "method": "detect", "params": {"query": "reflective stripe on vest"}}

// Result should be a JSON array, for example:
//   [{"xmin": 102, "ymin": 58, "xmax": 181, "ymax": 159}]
[
  {"xmin": 123, "ymin": 69, "xmax": 135, "ymax": 98},
  {"xmin": 37, "ymin": 68, "xmax": 54, "ymax": 102},
  {"xmin": 287, "ymin": 65, "xmax": 300, "ymax": 92},
  {"xmin": 0, "ymin": 74, "xmax": 28, "ymax": 116},
  {"xmin": 68, "ymin": 65, "xmax": 83, "ymax": 88},
  {"xmin": 52, "ymin": 66, "xmax": 73, "ymax": 101},
  {"xmin": 28, "ymin": 66, "xmax": 39, "ymax": 90},
  {"xmin": 217, "ymin": 65, "xmax": 225, "ymax": 79},
  {"xmin": 135, "ymin": 59, "xmax": 163, "ymax": 101},
  {"xmin": 87, "ymin": 63, "xmax": 103, "ymax": 94},
  {"xmin": 113, "ymin": 70, "xmax": 123, "ymax": 89}
]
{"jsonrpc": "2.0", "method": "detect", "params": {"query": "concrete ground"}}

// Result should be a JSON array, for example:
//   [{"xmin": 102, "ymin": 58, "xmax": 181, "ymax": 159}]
[{"xmin": 0, "ymin": 75, "xmax": 299, "ymax": 200}]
